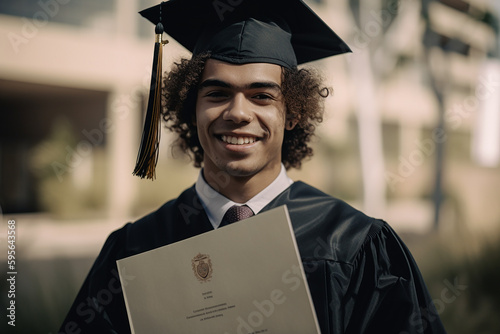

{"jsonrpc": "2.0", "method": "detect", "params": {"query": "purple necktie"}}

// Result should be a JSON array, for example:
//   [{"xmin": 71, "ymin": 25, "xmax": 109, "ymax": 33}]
[{"xmin": 220, "ymin": 205, "xmax": 254, "ymax": 227}]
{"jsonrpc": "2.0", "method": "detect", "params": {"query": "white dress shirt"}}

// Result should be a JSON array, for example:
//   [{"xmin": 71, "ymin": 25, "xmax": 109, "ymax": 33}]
[{"xmin": 195, "ymin": 164, "xmax": 294, "ymax": 229}]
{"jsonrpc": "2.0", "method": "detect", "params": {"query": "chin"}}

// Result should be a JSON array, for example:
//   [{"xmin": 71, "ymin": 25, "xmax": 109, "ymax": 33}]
[{"xmin": 222, "ymin": 162, "xmax": 260, "ymax": 178}]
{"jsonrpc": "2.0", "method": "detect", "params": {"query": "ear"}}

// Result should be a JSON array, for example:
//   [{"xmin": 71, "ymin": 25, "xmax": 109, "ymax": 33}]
[{"xmin": 285, "ymin": 115, "xmax": 298, "ymax": 131}]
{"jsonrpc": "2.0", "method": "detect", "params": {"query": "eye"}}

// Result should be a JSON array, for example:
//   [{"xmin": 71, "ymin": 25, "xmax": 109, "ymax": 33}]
[
  {"xmin": 205, "ymin": 91, "xmax": 228, "ymax": 98},
  {"xmin": 252, "ymin": 93, "xmax": 274, "ymax": 101}
]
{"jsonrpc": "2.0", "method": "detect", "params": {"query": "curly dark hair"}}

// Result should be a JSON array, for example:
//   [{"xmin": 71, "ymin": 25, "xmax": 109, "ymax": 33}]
[{"xmin": 161, "ymin": 52, "xmax": 329, "ymax": 169}]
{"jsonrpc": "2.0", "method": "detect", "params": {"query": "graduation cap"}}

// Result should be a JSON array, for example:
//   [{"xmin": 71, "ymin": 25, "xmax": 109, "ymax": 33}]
[{"xmin": 133, "ymin": 0, "xmax": 351, "ymax": 179}]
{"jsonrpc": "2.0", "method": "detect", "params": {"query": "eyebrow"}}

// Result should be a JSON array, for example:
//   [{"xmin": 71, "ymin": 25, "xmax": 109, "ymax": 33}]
[{"xmin": 199, "ymin": 79, "xmax": 282, "ymax": 92}]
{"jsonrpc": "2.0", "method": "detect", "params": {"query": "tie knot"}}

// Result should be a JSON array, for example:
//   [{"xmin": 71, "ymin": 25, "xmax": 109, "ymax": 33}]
[{"xmin": 220, "ymin": 205, "xmax": 254, "ymax": 227}]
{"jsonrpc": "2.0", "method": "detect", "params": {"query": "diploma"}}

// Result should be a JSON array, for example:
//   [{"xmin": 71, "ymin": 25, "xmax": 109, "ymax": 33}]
[{"xmin": 117, "ymin": 205, "xmax": 320, "ymax": 334}]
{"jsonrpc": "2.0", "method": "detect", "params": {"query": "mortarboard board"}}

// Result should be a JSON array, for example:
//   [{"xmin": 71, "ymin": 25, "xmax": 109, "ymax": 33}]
[
  {"xmin": 140, "ymin": 0, "xmax": 351, "ymax": 68},
  {"xmin": 133, "ymin": 0, "xmax": 351, "ymax": 179}
]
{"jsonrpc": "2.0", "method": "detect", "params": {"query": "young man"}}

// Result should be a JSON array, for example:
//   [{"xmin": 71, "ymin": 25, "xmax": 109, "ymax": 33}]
[{"xmin": 60, "ymin": 0, "xmax": 446, "ymax": 333}]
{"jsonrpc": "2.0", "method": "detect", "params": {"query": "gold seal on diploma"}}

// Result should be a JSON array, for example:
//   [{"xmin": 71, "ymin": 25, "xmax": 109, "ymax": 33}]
[{"xmin": 192, "ymin": 253, "xmax": 213, "ymax": 282}]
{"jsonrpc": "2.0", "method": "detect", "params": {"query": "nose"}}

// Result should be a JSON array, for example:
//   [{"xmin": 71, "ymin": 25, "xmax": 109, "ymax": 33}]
[{"xmin": 222, "ymin": 93, "xmax": 252, "ymax": 123}]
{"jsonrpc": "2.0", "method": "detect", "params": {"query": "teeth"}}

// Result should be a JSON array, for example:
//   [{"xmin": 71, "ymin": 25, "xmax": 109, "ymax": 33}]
[{"xmin": 221, "ymin": 135, "xmax": 256, "ymax": 145}]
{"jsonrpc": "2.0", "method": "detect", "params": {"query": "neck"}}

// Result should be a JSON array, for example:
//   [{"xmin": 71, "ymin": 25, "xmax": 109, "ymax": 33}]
[{"xmin": 203, "ymin": 166, "xmax": 281, "ymax": 203}]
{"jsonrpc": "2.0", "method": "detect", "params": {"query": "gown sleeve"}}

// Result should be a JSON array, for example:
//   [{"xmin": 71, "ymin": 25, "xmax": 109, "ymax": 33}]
[
  {"xmin": 58, "ymin": 226, "xmax": 133, "ymax": 334},
  {"xmin": 341, "ymin": 222, "xmax": 446, "ymax": 334}
]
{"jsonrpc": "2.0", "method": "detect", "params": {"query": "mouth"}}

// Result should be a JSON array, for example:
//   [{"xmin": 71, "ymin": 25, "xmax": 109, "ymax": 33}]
[{"xmin": 219, "ymin": 135, "xmax": 259, "ymax": 145}]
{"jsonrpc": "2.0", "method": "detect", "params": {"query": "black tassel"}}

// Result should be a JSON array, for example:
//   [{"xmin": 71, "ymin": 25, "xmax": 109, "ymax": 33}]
[{"xmin": 133, "ymin": 21, "xmax": 167, "ymax": 179}]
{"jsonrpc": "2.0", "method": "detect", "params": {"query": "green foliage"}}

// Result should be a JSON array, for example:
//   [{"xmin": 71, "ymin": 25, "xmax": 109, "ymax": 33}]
[
  {"xmin": 29, "ymin": 116, "xmax": 107, "ymax": 219},
  {"xmin": 417, "ymin": 230, "xmax": 500, "ymax": 333}
]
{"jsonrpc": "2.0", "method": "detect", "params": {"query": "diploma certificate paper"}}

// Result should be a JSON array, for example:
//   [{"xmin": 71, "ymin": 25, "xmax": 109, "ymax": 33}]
[{"xmin": 117, "ymin": 205, "xmax": 321, "ymax": 334}]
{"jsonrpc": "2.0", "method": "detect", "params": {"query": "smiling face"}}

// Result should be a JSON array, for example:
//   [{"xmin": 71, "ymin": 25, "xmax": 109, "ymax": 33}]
[{"xmin": 196, "ymin": 59, "xmax": 288, "ymax": 191}]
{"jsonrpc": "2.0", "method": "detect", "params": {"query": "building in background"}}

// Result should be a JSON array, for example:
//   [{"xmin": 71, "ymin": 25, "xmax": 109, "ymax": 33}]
[
  {"xmin": 1, "ymin": 0, "xmax": 499, "ymax": 235},
  {"xmin": 1, "ymin": 1, "xmax": 500, "ymax": 333}
]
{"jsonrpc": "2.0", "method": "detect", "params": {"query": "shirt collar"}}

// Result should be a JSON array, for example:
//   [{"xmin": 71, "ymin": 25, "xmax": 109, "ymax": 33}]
[{"xmin": 195, "ymin": 164, "xmax": 293, "ymax": 229}]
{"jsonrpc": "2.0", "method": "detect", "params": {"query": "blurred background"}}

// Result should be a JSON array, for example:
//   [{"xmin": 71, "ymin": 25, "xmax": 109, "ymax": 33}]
[{"xmin": 1, "ymin": 0, "xmax": 499, "ymax": 333}]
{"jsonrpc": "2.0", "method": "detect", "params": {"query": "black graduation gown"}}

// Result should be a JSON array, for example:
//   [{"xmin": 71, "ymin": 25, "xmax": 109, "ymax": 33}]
[{"xmin": 59, "ymin": 182, "xmax": 446, "ymax": 334}]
